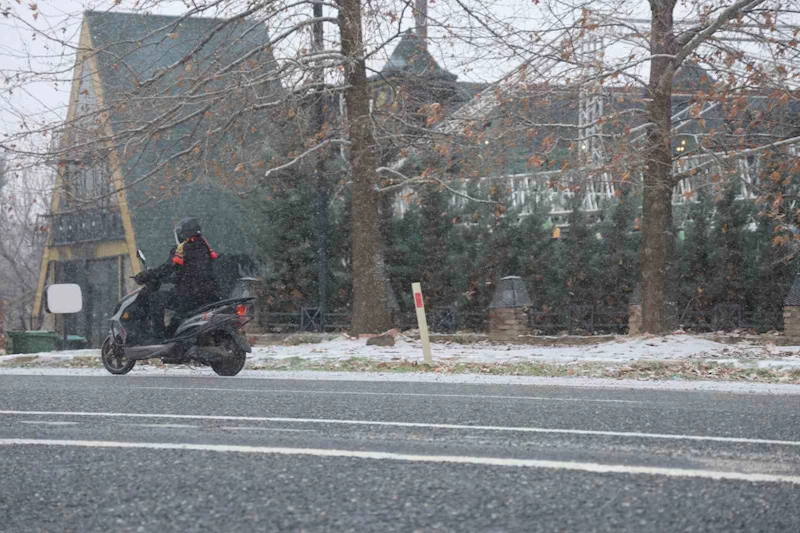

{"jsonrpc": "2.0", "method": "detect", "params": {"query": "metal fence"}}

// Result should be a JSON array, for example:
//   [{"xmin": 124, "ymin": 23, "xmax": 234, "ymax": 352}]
[
  {"xmin": 529, "ymin": 306, "xmax": 628, "ymax": 335},
  {"xmin": 260, "ymin": 308, "xmax": 350, "ymax": 333},
  {"xmin": 679, "ymin": 304, "xmax": 753, "ymax": 331},
  {"xmin": 258, "ymin": 303, "xmax": 758, "ymax": 334},
  {"xmin": 259, "ymin": 308, "xmax": 482, "ymax": 334}
]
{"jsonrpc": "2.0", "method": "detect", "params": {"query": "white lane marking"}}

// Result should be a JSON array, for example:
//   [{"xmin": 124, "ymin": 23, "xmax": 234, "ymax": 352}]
[
  {"xmin": 1, "ymin": 410, "xmax": 798, "ymax": 447},
  {"xmin": 3, "ymin": 368, "xmax": 800, "ymax": 395},
  {"xmin": 1, "ymin": 438, "xmax": 799, "ymax": 485},
  {"xmin": 123, "ymin": 423, "xmax": 200, "ymax": 430},
  {"xmin": 118, "ymin": 386, "xmax": 642, "ymax": 404},
  {"xmin": 220, "ymin": 426, "xmax": 314, "ymax": 433},
  {"xmin": 19, "ymin": 421, "xmax": 78, "ymax": 426}
]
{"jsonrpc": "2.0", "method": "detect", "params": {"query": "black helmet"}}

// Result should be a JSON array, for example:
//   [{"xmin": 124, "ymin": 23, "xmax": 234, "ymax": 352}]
[{"xmin": 175, "ymin": 217, "xmax": 202, "ymax": 243}]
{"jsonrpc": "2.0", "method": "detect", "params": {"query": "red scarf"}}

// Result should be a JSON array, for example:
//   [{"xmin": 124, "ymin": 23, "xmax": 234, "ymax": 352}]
[{"xmin": 172, "ymin": 235, "xmax": 218, "ymax": 266}]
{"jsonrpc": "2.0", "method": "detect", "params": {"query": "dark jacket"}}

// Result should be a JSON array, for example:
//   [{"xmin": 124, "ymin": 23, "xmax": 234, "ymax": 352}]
[{"xmin": 150, "ymin": 236, "xmax": 220, "ymax": 309}]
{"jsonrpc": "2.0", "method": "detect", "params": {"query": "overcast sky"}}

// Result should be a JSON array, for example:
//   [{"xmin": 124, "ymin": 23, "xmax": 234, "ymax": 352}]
[{"xmin": 1, "ymin": 1, "xmax": 187, "ymax": 143}]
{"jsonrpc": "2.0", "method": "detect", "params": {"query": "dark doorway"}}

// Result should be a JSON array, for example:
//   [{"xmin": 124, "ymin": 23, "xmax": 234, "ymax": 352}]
[{"xmin": 55, "ymin": 257, "xmax": 120, "ymax": 347}]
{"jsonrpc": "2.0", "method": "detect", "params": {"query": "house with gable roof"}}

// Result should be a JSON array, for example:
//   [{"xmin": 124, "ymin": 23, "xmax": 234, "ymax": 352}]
[
  {"xmin": 384, "ymin": 56, "xmax": 800, "ymax": 222},
  {"xmin": 33, "ymin": 11, "xmax": 285, "ymax": 345}
]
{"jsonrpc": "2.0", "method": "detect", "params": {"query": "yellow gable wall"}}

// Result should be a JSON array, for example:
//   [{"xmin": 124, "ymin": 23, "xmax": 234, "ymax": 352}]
[{"xmin": 32, "ymin": 18, "xmax": 140, "ymax": 325}]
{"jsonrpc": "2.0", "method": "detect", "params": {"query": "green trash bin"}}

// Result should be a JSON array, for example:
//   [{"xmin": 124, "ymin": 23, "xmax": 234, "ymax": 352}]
[
  {"xmin": 52, "ymin": 335, "xmax": 88, "ymax": 351},
  {"xmin": 63, "ymin": 335, "xmax": 89, "ymax": 351},
  {"xmin": 6, "ymin": 331, "xmax": 60, "ymax": 354}
]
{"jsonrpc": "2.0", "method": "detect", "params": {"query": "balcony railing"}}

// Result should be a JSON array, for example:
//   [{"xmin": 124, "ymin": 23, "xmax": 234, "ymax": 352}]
[{"xmin": 48, "ymin": 208, "xmax": 125, "ymax": 246}]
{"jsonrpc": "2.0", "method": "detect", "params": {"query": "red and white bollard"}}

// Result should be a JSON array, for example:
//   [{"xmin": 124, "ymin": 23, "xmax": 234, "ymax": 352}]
[{"xmin": 412, "ymin": 282, "xmax": 432, "ymax": 365}]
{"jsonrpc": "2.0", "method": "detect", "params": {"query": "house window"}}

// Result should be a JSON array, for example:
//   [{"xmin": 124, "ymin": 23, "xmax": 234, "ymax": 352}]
[{"xmin": 62, "ymin": 156, "xmax": 112, "ymax": 207}]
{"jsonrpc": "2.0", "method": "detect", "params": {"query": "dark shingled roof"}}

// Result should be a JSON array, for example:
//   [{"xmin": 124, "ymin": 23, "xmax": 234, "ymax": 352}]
[
  {"xmin": 86, "ymin": 11, "xmax": 278, "ymax": 98},
  {"xmin": 784, "ymin": 273, "xmax": 800, "ymax": 306},
  {"xmin": 381, "ymin": 31, "xmax": 457, "ymax": 81},
  {"xmin": 673, "ymin": 64, "xmax": 715, "ymax": 92},
  {"xmin": 84, "ymin": 11, "xmax": 282, "ymax": 264}
]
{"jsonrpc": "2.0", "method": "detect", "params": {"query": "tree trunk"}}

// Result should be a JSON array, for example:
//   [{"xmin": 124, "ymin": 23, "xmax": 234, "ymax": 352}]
[
  {"xmin": 338, "ymin": 0, "xmax": 392, "ymax": 334},
  {"xmin": 641, "ymin": 0, "xmax": 678, "ymax": 334}
]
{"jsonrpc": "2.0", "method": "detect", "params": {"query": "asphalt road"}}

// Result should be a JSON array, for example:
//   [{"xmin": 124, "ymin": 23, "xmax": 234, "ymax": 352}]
[{"xmin": 1, "ymin": 373, "xmax": 799, "ymax": 532}]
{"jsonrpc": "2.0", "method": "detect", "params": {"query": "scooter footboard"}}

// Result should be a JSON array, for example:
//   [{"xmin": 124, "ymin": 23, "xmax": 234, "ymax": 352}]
[{"xmin": 123, "ymin": 344, "xmax": 175, "ymax": 360}]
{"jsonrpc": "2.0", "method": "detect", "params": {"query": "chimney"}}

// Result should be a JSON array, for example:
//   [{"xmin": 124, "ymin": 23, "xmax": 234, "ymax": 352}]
[{"xmin": 415, "ymin": 0, "xmax": 428, "ymax": 46}]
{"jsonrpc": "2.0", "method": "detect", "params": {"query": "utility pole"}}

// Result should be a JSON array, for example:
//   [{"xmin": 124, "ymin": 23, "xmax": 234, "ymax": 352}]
[{"xmin": 311, "ymin": 0, "xmax": 329, "ymax": 331}]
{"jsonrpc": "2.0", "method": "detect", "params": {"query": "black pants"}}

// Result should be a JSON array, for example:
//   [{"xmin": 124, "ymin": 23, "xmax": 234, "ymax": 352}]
[
  {"xmin": 148, "ymin": 290, "xmax": 195, "ymax": 340},
  {"xmin": 148, "ymin": 289, "xmax": 219, "ymax": 340}
]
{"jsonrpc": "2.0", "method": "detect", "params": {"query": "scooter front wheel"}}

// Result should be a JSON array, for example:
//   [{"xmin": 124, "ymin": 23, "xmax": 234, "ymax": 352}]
[{"xmin": 101, "ymin": 336, "xmax": 136, "ymax": 375}]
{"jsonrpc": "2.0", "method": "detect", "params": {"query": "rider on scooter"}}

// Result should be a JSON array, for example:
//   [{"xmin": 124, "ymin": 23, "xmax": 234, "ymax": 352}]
[{"xmin": 134, "ymin": 217, "xmax": 221, "ymax": 340}]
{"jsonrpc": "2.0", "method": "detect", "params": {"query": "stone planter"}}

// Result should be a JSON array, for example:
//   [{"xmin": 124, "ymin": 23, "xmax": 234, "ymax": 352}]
[
  {"xmin": 488, "ymin": 308, "xmax": 529, "ymax": 342},
  {"xmin": 784, "ymin": 272, "xmax": 800, "ymax": 342},
  {"xmin": 488, "ymin": 276, "xmax": 532, "ymax": 342}
]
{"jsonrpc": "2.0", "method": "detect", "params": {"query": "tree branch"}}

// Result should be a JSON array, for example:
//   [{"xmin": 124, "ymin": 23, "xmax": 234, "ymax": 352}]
[
  {"xmin": 675, "ymin": 0, "xmax": 769, "ymax": 65},
  {"xmin": 376, "ymin": 167, "xmax": 502, "ymax": 205},
  {"xmin": 240, "ymin": 138, "xmax": 351, "ymax": 196},
  {"xmin": 670, "ymin": 134, "xmax": 800, "ymax": 186}
]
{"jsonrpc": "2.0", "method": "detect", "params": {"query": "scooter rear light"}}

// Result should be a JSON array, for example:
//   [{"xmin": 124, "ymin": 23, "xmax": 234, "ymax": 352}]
[{"xmin": 236, "ymin": 304, "xmax": 247, "ymax": 317}]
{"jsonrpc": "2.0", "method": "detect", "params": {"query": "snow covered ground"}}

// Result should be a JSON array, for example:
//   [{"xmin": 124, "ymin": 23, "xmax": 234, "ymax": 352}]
[
  {"xmin": 2, "ymin": 334, "xmax": 799, "ymax": 370},
  {"xmin": 250, "ymin": 334, "xmax": 800, "ymax": 368}
]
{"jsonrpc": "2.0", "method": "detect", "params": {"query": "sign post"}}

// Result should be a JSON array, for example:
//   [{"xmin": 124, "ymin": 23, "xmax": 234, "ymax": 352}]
[
  {"xmin": 412, "ymin": 282, "xmax": 432, "ymax": 365},
  {"xmin": 45, "ymin": 284, "xmax": 83, "ymax": 351}
]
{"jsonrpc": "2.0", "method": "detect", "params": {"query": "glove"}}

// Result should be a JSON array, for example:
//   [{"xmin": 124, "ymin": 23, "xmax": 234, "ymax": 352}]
[{"xmin": 134, "ymin": 271, "xmax": 151, "ymax": 285}]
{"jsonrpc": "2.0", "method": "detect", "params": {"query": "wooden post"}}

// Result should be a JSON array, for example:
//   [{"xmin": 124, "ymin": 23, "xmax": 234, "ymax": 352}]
[{"xmin": 412, "ymin": 282, "xmax": 432, "ymax": 364}]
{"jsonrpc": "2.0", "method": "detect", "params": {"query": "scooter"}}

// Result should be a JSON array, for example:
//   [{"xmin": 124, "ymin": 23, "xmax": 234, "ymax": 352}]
[{"xmin": 100, "ymin": 250, "xmax": 256, "ymax": 376}]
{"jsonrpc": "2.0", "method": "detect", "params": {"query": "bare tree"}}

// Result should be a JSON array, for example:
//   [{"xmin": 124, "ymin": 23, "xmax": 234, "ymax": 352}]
[
  {"xmin": 385, "ymin": 0, "xmax": 800, "ymax": 333},
  {"xmin": 338, "ymin": 0, "xmax": 393, "ymax": 332},
  {"xmin": 635, "ymin": 0, "xmax": 797, "ymax": 333},
  {"xmin": 0, "ymin": 154, "xmax": 50, "ymax": 329}
]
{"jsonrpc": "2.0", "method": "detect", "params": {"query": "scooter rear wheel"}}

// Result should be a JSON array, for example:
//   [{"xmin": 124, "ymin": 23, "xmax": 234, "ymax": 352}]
[
  {"xmin": 101, "ymin": 336, "xmax": 136, "ymax": 375},
  {"xmin": 210, "ymin": 338, "xmax": 246, "ymax": 376}
]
